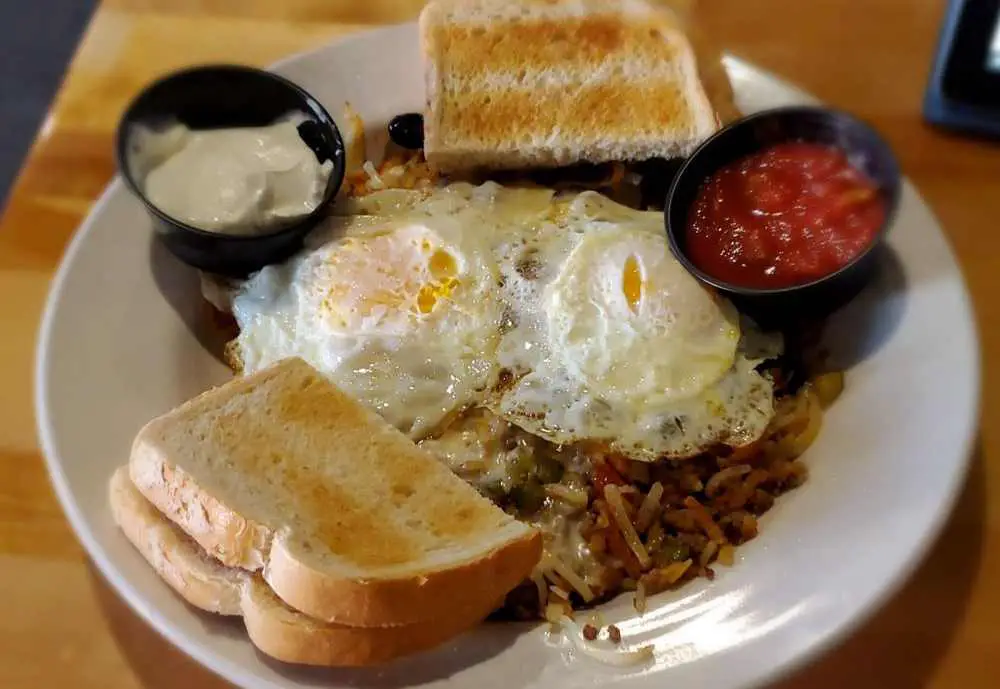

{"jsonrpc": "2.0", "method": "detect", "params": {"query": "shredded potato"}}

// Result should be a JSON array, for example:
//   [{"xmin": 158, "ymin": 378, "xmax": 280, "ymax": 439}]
[
  {"xmin": 704, "ymin": 464, "xmax": 752, "ymax": 497},
  {"xmin": 778, "ymin": 389, "xmax": 822, "ymax": 459},
  {"xmin": 699, "ymin": 540, "xmax": 718, "ymax": 567},
  {"xmin": 546, "ymin": 483, "xmax": 590, "ymax": 509},
  {"xmin": 663, "ymin": 560, "xmax": 693, "ymax": 584},
  {"xmin": 543, "ymin": 553, "xmax": 596, "ymax": 603},
  {"xmin": 683, "ymin": 496, "xmax": 726, "ymax": 544},
  {"xmin": 531, "ymin": 571, "xmax": 549, "ymax": 610},
  {"xmin": 342, "ymin": 102, "xmax": 366, "ymax": 174},
  {"xmin": 605, "ymin": 485, "xmax": 652, "ymax": 568},
  {"xmin": 551, "ymin": 585, "xmax": 572, "ymax": 601},
  {"xmin": 633, "ymin": 581, "xmax": 647, "ymax": 615},
  {"xmin": 812, "ymin": 371, "xmax": 845, "ymax": 408},
  {"xmin": 545, "ymin": 601, "xmax": 571, "ymax": 624},
  {"xmin": 634, "ymin": 481, "xmax": 664, "ymax": 533}
]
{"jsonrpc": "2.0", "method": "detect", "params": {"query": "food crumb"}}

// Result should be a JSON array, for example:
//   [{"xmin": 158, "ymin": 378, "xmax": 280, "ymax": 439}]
[
  {"xmin": 582, "ymin": 624, "xmax": 598, "ymax": 641},
  {"xmin": 608, "ymin": 625, "xmax": 622, "ymax": 644}
]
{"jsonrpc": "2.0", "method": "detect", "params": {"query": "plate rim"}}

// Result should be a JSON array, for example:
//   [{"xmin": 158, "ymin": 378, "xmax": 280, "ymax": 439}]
[{"xmin": 33, "ymin": 21, "xmax": 982, "ymax": 689}]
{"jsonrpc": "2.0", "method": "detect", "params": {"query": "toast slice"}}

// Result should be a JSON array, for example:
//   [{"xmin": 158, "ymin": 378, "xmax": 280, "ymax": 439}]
[
  {"xmin": 420, "ymin": 0, "xmax": 732, "ymax": 172},
  {"xmin": 109, "ymin": 467, "xmax": 503, "ymax": 666},
  {"xmin": 128, "ymin": 357, "xmax": 541, "ymax": 627}
]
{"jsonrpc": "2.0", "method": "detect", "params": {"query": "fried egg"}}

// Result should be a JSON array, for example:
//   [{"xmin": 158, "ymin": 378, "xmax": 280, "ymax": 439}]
[
  {"xmin": 488, "ymin": 192, "xmax": 780, "ymax": 461},
  {"xmin": 230, "ymin": 204, "xmax": 502, "ymax": 438},
  {"xmin": 227, "ymin": 182, "xmax": 780, "ymax": 457}
]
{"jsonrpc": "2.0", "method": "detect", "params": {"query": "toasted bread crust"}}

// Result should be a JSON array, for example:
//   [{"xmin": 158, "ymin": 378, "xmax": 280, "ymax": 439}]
[
  {"xmin": 129, "ymin": 451, "xmax": 273, "ymax": 571},
  {"xmin": 421, "ymin": 0, "xmax": 724, "ymax": 172},
  {"xmin": 110, "ymin": 467, "xmax": 508, "ymax": 667},
  {"xmin": 265, "ymin": 525, "xmax": 540, "ymax": 627},
  {"xmin": 110, "ymin": 466, "xmax": 245, "ymax": 615},
  {"xmin": 240, "ymin": 581, "xmax": 502, "ymax": 667},
  {"xmin": 128, "ymin": 358, "xmax": 542, "ymax": 627}
]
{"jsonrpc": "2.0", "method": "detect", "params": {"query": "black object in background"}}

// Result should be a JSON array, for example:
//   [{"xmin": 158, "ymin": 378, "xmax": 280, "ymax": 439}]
[
  {"xmin": 924, "ymin": 0, "xmax": 1000, "ymax": 137},
  {"xmin": 0, "ymin": 0, "xmax": 97, "ymax": 213}
]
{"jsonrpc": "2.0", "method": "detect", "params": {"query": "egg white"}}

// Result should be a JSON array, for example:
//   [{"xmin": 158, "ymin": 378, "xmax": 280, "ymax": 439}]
[
  {"xmin": 487, "ymin": 191, "xmax": 780, "ymax": 461},
  {"xmin": 231, "ymin": 202, "xmax": 503, "ymax": 438}
]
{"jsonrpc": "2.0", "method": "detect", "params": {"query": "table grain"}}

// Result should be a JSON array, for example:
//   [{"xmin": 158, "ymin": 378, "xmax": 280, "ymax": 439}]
[{"xmin": 1, "ymin": 1, "xmax": 996, "ymax": 687}]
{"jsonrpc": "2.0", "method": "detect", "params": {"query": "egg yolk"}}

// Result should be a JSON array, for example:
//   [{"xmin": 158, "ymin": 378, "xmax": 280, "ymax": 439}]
[
  {"xmin": 622, "ymin": 254, "xmax": 643, "ymax": 314},
  {"xmin": 321, "ymin": 227, "xmax": 461, "ymax": 329},
  {"xmin": 417, "ymin": 248, "xmax": 458, "ymax": 313}
]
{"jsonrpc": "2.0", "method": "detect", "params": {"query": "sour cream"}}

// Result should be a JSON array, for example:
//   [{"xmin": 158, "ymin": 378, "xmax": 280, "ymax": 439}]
[{"xmin": 133, "ymin": 113, "xmax": 333, "ymax": 235}]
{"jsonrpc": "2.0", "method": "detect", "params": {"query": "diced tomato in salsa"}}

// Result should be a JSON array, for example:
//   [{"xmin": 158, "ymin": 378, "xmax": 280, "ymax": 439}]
[{"xmin": 685, "ymin": 142, "xmax": 886, "ymax": 289}]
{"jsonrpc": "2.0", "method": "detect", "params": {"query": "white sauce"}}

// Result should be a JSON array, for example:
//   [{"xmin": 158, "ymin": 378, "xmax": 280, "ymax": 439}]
[{"xmin": 132, "ymin": 113, "xmax": 333, "ymax": 235}]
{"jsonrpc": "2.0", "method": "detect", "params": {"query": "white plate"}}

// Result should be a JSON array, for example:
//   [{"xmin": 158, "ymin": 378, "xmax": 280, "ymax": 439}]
[{"xmin": 35, "ymin": 22, "xmax": 980, "ymax": 689}]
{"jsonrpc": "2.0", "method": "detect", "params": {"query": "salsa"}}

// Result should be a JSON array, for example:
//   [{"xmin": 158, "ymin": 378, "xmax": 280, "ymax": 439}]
[{"xmin": 684, "ymin": 142, "xmax": 886, "ymax": 289}]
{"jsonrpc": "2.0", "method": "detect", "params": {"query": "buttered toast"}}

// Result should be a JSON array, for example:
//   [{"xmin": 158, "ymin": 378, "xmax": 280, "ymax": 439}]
[
  {"xmin": 420, "ymin": 0, "xmax": 734, "ymax": 172},
  {"xmin": 109, "ymin": 467, "xmax": 505, "ymax": 667},
  {"xmin": 128, "ymin": 357, "xmax": 541, "ymax": 627}
]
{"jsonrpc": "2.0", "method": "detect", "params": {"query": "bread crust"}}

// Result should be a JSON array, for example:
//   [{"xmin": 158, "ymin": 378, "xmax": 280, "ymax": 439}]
[
  {"xmin": 128, "ymin": 358, "xmax": 542, "ymax": 628},
  {"xmin": 264, "ymin": 525, "xmax": 541, "ymax": 627},
  {"xmin": 240, "ymin": 583, "xmax": 504, "ymax": 667},
  {"xmin": 129, "ymin": 450, "xmax": 272, "ymax": 571},
  {"xmin": 110, "ymin": 466, "xmax": 245, "ymax": 615},
  {"xmin": 110, "ymin": 466, "xmax": 511, "ymax": 667},
  {"xmin": 419, "ymin": 3, "xmax": 443, "ymax": 168}
]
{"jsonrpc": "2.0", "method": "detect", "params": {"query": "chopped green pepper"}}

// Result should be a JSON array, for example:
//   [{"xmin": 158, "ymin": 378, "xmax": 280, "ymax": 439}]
[
  {"xmin": 510, "ymin": 480, "xmax": 546, "ymax": 515},
  {"xmin": 535, "ymin": 457, "xmax": 564, "ymax": 484},
  {"xmin": 652, "ymin": 539, "xmax": 691, "ymax": 566}
]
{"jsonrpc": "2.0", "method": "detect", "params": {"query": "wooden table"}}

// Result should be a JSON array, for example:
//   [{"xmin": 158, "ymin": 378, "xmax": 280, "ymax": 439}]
[{"xmin": 0, "ymin": 0, "xmax": 995, "ymax": 686}]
